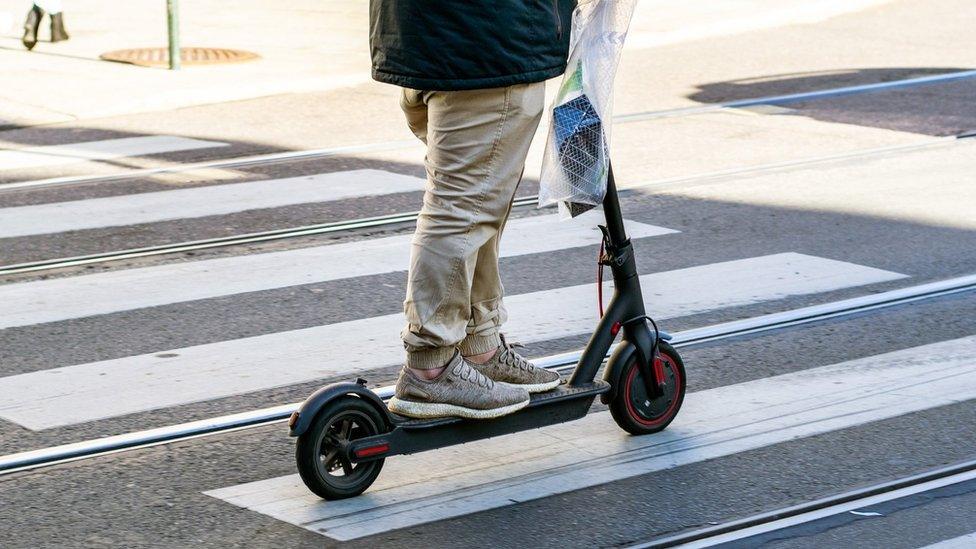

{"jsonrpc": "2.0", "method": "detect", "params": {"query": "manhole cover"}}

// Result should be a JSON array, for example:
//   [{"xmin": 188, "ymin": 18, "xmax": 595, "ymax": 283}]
[{"xmin": 100, "ymin": 47, "xmax": 259, "ymax": 67}]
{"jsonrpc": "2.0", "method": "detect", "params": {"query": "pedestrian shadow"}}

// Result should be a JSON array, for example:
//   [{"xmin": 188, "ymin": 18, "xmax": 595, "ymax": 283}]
[
  {"xmin": 689, "ymin": 67, "xmax": 976, "ymax": 136},
  {"xmin": 0, "ymin": 44, "xmax": 106, "ymax": 63}
]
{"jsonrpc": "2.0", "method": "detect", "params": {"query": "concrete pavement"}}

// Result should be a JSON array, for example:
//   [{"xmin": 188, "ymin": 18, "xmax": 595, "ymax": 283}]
[{"xmin": 0, "ymin": 0, "xmax": 905, "ymax": 127}]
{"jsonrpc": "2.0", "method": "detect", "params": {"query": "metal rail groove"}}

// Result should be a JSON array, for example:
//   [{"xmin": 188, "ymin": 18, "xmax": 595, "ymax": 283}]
[
  {"xmin": 1, "ymin": 273, "xmax": 973, "ymax": 476},
  {"xmin": 0, "ymin": 196, "xmax": 536, "ymax": 276},
  {"xmin": 628, "ymin": 459, "xmax": 976, "ymax": 548},
  {"xmin": 4, "ymin": 69, "xmax": 975, "ymax": 193},
  {"xmin": 4, "ymin": 134, "xmax": 971, "ymax": 277}
]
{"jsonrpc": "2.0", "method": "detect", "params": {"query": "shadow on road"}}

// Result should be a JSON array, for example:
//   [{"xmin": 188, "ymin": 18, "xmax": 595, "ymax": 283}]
[{"xmin": 689, "ymin": 67, "xmax": 976, "ymax": 136}]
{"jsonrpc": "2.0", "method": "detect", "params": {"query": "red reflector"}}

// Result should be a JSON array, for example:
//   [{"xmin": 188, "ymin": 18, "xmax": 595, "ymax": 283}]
[
  {"xmin": 611, "ymin": 321, "xmax": 621, "ymax": 336},
  {"xmin": 354, "ymin": 444, "xmax": 390, "ymax": 458}
]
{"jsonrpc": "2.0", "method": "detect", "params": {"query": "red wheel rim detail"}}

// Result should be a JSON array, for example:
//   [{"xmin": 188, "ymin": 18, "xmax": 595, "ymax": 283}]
[{"xmin": 624, "ymin": 351, "xmax": 682, "ymax": 427}]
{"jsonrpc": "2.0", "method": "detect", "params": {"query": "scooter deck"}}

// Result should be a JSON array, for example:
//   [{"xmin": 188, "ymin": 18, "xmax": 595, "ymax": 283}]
[
  {"xmin": 349, "ymin": 381, "xmax": 610, "ymax": 461},
  {"xmin": 391, "ymin": 380, "xmax": 610, "ymax": 427}
]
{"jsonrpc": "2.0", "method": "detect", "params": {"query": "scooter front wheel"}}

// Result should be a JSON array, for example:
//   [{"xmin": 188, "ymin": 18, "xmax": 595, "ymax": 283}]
[
  {"xmin": 295, "ymin": 396, "xmax": 386, "ymax": 500},
  {"xmin": 610, "ymin": 341, "xmax": 686, "ymax": 435}
]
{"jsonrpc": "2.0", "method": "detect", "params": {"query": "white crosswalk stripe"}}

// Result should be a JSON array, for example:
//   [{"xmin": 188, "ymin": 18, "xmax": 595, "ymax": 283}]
[
  {"xmin": 0, "ymin": 252, "xmax": 903, "ymax": 429},
  {"xmin": 205, "ymin": 334, "xmax": 976, "ymax": 541},
  {"xmin": 0, "ymin": 210, "xmax": 674, "ymax": 329},
  {"xmin": 0, "ymin": 136, "xmax": 227, "ymax": 171},
  {"xmin": 0, "ymin": 169, "xmax": 425, "ymax": 238}
]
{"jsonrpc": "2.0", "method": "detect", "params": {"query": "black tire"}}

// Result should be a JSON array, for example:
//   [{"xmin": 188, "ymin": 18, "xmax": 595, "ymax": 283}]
[
  {"xmin": 295, "ymin": 396, "xmax": 387, "ymax": 500},
  {"xmin": 609, "ymin": 341, "xmax": 686, "ymax": 435}
]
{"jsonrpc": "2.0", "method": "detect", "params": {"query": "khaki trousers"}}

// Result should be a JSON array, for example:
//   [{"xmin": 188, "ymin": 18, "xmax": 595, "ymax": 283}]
[{"xmin": 400, "ymin": 82, "xmax": 546, "ymax": 369}]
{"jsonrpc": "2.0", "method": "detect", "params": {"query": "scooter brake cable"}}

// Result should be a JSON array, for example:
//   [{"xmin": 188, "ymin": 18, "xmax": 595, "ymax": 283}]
[{"xmin": 597, "ymin": 239, "xmax": 606, "ymax": 317}]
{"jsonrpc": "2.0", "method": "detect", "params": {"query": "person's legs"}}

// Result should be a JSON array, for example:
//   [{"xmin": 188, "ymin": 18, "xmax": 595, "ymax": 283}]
[
  {"xmin": 451, "ymin": 93, "xmax": 561, "ymax": 394},
  {"xmin": 461, "ymin": 203, "xmax": 562, "ymax": 394},
  {"xmin": 458, "ymin": 189, "xmax": 517, "ymax": 361},
  {"xmin": 388, "ymin": 83, "xmax": 545, "ymax": 418},
  {"xmin": 400, "ymin": 82, "xmax": 545, "ymax": 371},
  {"xmin": 24, "ymin": 1, "xmax": 68, "ymax": 49}
]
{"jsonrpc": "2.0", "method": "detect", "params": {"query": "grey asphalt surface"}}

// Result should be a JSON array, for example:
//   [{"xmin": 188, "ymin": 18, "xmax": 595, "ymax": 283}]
[
  {"xmin": 2, "ymin": 1, "xmax": 975, "ymax": 546},
  {"xmin": 727, "ymin": 477, "xmax": 976, "ymax": 548},
  {"xmin": 2, "ymin": 118, "xmax": 974, "ymax": 546},
  {"xmin": 1, "ymin": 293, "xmax": 974, "ymax": 548}
]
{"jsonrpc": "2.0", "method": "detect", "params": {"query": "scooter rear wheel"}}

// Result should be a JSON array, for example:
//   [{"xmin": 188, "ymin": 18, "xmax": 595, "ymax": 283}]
[
  {"xmin": 610, "ymin": 341, "xmax": 686, "ymax": 435},
  {"xmin": 295, "ymin": 397, "xmax": 386, "ymax": 500}
]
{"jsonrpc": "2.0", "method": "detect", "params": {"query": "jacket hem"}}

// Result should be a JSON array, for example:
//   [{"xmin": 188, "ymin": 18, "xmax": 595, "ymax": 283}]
[{"xmin": 371, "ymin": 64, "xmax": 567, "ymax": 91}]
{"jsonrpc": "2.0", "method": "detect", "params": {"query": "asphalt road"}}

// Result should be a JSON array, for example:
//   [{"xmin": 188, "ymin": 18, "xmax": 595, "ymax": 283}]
[{"xmin": 1, "ymin": 0, "xmax": 974, "ymax": 547}]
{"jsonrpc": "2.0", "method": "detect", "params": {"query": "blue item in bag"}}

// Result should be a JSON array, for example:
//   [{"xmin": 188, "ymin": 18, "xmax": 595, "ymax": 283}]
[{"xmin": 552, "ymin": 94, "xmax": 608, "ymax": 216}]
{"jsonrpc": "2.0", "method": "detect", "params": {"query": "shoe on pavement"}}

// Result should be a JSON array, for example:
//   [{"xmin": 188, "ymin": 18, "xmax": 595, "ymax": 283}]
[
  {"xmin": 50, "ymin": 12, "xmax": 69, "ymax": 43},
  {"xmin": 388, "ymin": 352, "xmax": 530, "ymax": 419},
  {"xmin": 468, "ymin": 334, "xmax": 561, "ymax": 393},
  {"xmin": 23, "ymin": 6, "xmax": 42, "ymax": 50}
]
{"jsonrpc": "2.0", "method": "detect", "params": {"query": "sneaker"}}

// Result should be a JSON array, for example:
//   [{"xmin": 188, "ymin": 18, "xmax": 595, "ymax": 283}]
[
  {"xmin": 468, "ymin": 335, "xmax": 561, "ymax": 393},
  {"xmin": 388, "ymin": 352, "xmax": 530, "ymax": 419}
]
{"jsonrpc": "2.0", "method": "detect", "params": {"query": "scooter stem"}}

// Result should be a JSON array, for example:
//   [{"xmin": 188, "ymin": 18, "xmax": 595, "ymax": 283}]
[
  {"xmin": 567, "ymin": 160, "xmax": 655, "ymax": 388},
  {"xmin": 601, "ymin": 162, "xmax": 629, "ymax": 247}
]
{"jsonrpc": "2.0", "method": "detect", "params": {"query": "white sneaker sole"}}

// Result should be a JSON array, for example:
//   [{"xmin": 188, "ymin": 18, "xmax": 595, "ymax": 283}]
[
  {"xmin": 512, "ymin": 377, "xmax": 562, "ymax": 393},
  {"xmin": 387, "ymin": 395, "xmax": 530, "ymax": 420}
]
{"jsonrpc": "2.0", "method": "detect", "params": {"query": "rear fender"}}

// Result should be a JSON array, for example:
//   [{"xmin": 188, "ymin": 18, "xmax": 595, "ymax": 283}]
[{"xmin": 287, "ymin": 380, "xmax": 391, "ymax": 437}]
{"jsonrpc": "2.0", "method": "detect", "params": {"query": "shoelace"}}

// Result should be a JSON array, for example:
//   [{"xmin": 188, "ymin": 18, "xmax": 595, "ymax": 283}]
[
  {"xmin": 498, "ymin": 338, "xmax": 533, "ymax": 372},
  {"xmin": 452, "ymin": 360, "xmax": 494, "ymax": 389}
]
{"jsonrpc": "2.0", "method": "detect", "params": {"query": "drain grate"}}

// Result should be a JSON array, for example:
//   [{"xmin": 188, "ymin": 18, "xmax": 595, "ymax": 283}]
[{"xmin": 100, "ymin": 47, "xmax": 259, "ymax": 67}]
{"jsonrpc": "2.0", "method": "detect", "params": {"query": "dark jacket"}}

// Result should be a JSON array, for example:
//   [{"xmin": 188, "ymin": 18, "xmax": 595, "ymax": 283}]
[{"xmin": 369, "ymin": 0, "xmax": 576, "ymax": 91}]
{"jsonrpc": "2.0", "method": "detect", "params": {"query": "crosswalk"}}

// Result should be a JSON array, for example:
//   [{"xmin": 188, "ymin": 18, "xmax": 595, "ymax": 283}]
[
  {"xmin": 0, "ymin": 210, "xmax": 674, "ymax": 329},
  {"xmin": 207, "ymin": 335, "xmax": 976, "ymax": 540},
  {"xmin": 1, "ymin": 133, "xmax": 965, "ymax": 544},
  {"xmin": 0, "ymin": 136, "xmax": 227, "ymax": 171},
  {"xmin": 0, "ymin": 135, "xmax": 916, "ymax": 431},
  {"xmin": 0, "ymin": 169, "xmax": 425, "ymax": 238},
  {"xmin": 0, "ymin": 252, "xmax": 904, "ymax": 429}
]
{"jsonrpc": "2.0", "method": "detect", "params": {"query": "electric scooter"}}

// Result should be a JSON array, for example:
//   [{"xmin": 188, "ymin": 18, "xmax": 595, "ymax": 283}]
[{"xmin": 288, "ymin": 162, "xmax": 687, "ymax": 500}]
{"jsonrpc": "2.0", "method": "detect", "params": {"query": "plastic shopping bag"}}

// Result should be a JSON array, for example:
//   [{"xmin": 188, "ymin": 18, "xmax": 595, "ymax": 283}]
[{"xmin": 539, "ymin": 0, "xmax": 637, "ymax": 217}]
